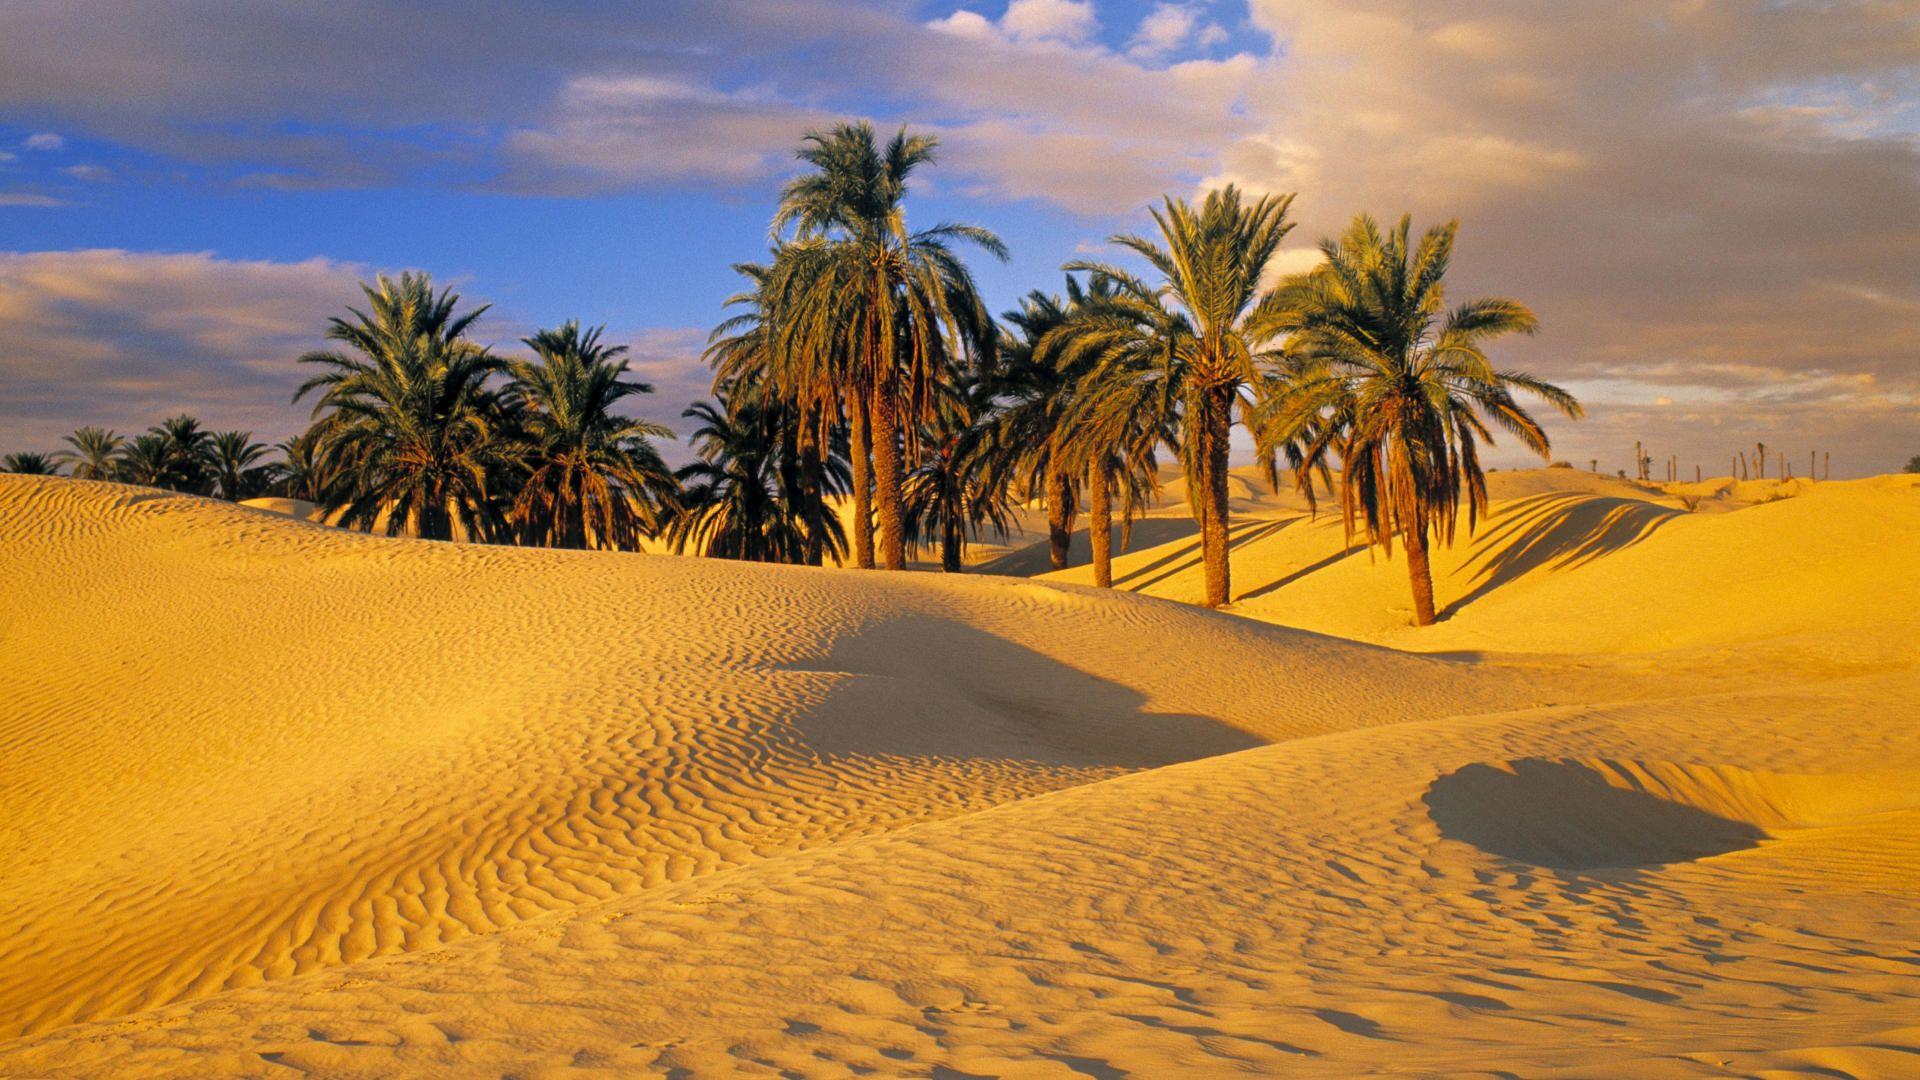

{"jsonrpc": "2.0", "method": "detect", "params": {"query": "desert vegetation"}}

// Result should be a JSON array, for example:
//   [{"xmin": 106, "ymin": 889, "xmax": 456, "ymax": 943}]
[{"xmin": 4, "ymin": 120, "xmax": 1587, "ymax": 622}]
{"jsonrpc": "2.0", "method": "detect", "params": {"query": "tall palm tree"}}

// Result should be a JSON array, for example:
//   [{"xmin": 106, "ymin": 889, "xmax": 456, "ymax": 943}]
[
  {"xmin": 210, "ymin": 430, "xmax": 277, "ymax": 501},
  {"xmin": 706, "ymin": 254, "xmax": 848, "ymax": 566},
  {"xmin": 669, "ymin": 395, "xmax": 844, "ymax": 562},
  {"xmin": 54, "ymin": 426, "xmax": 123, "ymax": 479},
  {"xmin": 502, "ymin": 321, "xmax": 677, "ymax": 550},
  {"xmin": 984, "ymin": 288, "xmax": 1083, "ymax": 571},
  {"xmin": 770, "ymin": 121, "xmax": 1004, "ymax": 571},
  {"xmin": 1067, "ymin": 185, "xmax": 1298, "ymax": 607},
  {"xmin": 294, "ymin": 272, "xmax": 507, "ymax": 541},
  {"xmin": 1267, "ymin": 214, "xmax": 1582, "ymax": 625},
  {"xmin": 2, "ymin": 451, "xmax": 58, "ymax": 475},
  {"xmin": 903, "ymin": 378, "xmax": 1015, "ymax": 572}
]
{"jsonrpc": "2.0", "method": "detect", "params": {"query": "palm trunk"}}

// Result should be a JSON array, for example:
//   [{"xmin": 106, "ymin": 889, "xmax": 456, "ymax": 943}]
[
  {"xmin": 870, "ymin": 382, "xmax": 907, "ymax": 571},
  {"xmin": 1198, "ymin": 386, "xmax": 1234, "ymax": 608},
  {"xmin": 1045, "ymin": 457, "xmax": 1075, "ymax": 572},
  {"xmin": 1403, "ymin": 517, "xmax": 1438, "ymax": 626},
  {"xmin": 1087, "ymin": 459, "xmax": 1112, "ymax": 588},
  {"xmin": 847, "ymin": 396, "xmax": 874, "ymax": 569},
  {"xmin": 942, "ymin": 518, "xmax": 962, "ymax": 573}
]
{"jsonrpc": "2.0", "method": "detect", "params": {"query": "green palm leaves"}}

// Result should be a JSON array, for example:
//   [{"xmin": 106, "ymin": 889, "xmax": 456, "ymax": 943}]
[
  {"xmin": 1067, "ymin": 185, "xmax": 1298, "ymax": 606},
  {"xmin": 295, "ymin": 272, "xmax": 506, "ymax": 541},
  {"xmin": 53, "ymin": 427, "xmax": 123, "ymax": 480},
  {"xmin": 1265, "ymin": 214, "xmax": 1582, "ymax": 624},
  {"xmin": 295, "ymin": 273, "xmax": 675, "ymax": 548},
  {"xmin": 767, "ymin": 121, "xmax": 1005, "ymax": 570},
  {"xmin": 503, "ymin": 321, "xmax": 677, "ymax": 550}
]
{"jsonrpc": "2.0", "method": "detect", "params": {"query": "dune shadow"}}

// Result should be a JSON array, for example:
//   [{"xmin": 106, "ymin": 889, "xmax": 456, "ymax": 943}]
[
  {"xmin": 1424, "ymin": 759, "xmax": 1764, "ymax": 872},
  {"xmin": 1441, "ymin": 494, "xmax": 1679, "ymax": 619},
  {"xmin": 787, "ymin": 612, "xmax": 1265, "ymax": 770}
]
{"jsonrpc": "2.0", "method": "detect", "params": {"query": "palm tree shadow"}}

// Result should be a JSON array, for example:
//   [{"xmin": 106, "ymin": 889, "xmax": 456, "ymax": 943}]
[
  {"xmin": 1235, "ymin": 543, "xmax": 1363, "ymax": 603},
  {"xmin": 1116, "ymin": 519, "xmax": 1291, "ymax": 592},
  {"xmin": 1440, "ymin": 494, "xmax": 1679, "ymax": 620},
  {"xmin": 785, "ymin": 612, "xmax": 1266, "ymax": 769}
]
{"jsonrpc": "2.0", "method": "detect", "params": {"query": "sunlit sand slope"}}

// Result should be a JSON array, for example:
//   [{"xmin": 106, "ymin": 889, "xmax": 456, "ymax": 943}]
[
  {"xmin": 0, "ymin": 477, "xmax": 1561, "ymax": 1039},
  {"xmin": 1046, "ymin": 471, "xmax": 1920, "ymax": 656},
  {"xmin": 6, "ymin": 667, "xmax": 1915, "ymax": 1078}
]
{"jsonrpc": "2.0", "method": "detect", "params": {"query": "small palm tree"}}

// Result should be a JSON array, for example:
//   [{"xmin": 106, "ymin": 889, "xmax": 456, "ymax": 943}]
[
  {"xmin": 115, "ymin": 434, "xmax": 174, "ymax": 488},
  {"xmin": 210, "ymin": 430, "xmax": 277, "ymax": 501},
  {"xmin": 706, "ymin": 254, "xmax": 849, "ymax": 566},
  {"xmin": 669, "ymin": 395, "xmax": 836, "ymax": 562},
  {"xmin": 502, "ymin": 321, "xmax": 678, "ymax": 550},
  {"xmin": 1268, "ymin": 214, "xmax": 1582, "ymax": 625},
  {"xmin": 2, "ymin": 451, "xmax": 59, "ymax": 475},
  {"xmin": 1066, "ymin": 185, "xmax": 1299, "ymax": 607},
  {"xmin": 151, "ymin": 414, "xmax": 215, "ymax": 494},
  {"xmin": 904, "ymin": 378, "xmax": 1015, "ymax": 572},
  {"xmin": 54, "ymin": 427, "xmax": 123, "ymax": 480},
  {"xmin": 294, "ymin": 272, "xmax": 507, "ymax": 541},
  {"xmin": 1059, "ymin": 285, "xmax": 1175, "ymax": 588},
  {"xmin": 770, "ymin": 121, "xmax": 1004, "ymax": 571},
  {"xmin": 274, "ymin": 424, "xmax": 351, "ymax": 505},
  {"xmin": 984, "ymin": 288, "xmax": 1082, "ymax": 572}
]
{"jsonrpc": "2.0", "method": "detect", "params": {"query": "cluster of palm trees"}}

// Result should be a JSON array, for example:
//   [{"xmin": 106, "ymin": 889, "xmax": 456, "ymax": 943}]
[
  {"xmin": 677, "ymin": 124, "xmax": 1578, "ymax": 623},
  {"xmin": 3, "ymin": 119, "xmax": 1581, "ymax": 625},
  {"xmin": 6, "ymin": 417, "xmax": 281, "ymax": 501}
]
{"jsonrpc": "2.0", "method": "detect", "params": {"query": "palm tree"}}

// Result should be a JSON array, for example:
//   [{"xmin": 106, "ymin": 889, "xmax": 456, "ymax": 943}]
[
  {"xmin": 2, "ymin": 451, "xmax": 58, "ymax": 475},
  {"xmin": 502, "ymin": 321, "xmax": 677, "ymax": 550},
  {"xmin": 275, "ymin": 424, "xmax": 351, "ymax": 506},
  {"xmin": 151, "ymin": 414, "xmax": 215, "ymax": 494},
  {"xmin": 706, "ymin": 254, "xmax": 848, "ymax": 566},
  {"xmin": 294, "ymin": 272, "xmax": 507, "ymax": 541},
  {"xmin": 903, "ymin": 378, "xmax": 1015, "ymax": 572},
  {"xmin": 770, "ymin": 121, "xmax": 1005, "ymax": 571},
  {"xmin": 54, "ymin": 427, "xmax": 122, "ymax": 479},
  {"xmin": 210, "ymin": 430, "xmax": 277, "ymax": 501},
  {"xmin": 669, "ymin": 395, "xmax": 844, "ymax": 562},
  {"xmin": 1066, "ymin": 185, "xmax": 1298, "ymax": 607},
  {"xmin": 984, "ymin": 287, "xmax": 1084, "ymax": 572},
  {"xmin": 115, "ymin": 433, "xmax": 174, "ymax": 488},
  {"xmin": 1267, "ymin": 214, "xmax": 1582, "ymax": 625}
]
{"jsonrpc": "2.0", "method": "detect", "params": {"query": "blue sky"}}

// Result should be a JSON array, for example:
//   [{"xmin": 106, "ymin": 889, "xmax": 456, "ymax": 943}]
[{"xmin": 2, "ymin": 0, "xmax": 1915, "ymax": 473}]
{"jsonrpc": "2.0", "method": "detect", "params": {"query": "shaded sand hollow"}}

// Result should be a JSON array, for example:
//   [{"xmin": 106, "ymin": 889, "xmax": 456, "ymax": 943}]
[{"xmin": 2, "ymin": 470, "xmax": 1917, "ymax": 1077}]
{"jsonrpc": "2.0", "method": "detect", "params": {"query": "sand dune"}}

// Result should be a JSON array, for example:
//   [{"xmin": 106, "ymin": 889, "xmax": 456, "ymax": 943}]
[{"xmin": 2, "ymin": 470, "xmax": 1916, "ymax": 1077}]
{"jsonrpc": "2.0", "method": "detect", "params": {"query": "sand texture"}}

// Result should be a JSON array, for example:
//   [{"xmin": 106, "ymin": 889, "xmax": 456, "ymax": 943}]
[{"xmin": 2, "ymin": 470, "xmax": 1917, "ymax": 1077}]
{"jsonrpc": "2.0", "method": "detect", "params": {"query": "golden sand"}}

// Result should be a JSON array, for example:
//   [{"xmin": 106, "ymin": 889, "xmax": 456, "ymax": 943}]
[{"xmin": 2, "ymin": 470, "xmax": 1916, "ymax": 1077}]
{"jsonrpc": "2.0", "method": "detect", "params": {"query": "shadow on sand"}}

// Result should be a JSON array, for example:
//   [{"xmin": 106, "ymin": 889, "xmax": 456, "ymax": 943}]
[
  {"xmin": 1424, "ymin": 759, "xmax": 1764, "ymax": 872},
  {"xmin": 971, "ymin": 517, "xmax": 1204, "ymax": 578},
  {"xmin": 790, "ymin": 612, "xmax": 1266, "ymax": 770},
  {"xmin": 1440, "ymin": 493, "xmax": 1679, "ymax": 619}
]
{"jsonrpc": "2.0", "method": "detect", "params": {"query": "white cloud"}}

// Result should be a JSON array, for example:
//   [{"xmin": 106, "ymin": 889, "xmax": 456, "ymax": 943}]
[
  {"xmin": 59, "ymin": 164, "xmax": 110, "ymax": 182},
  {"xmin": 1129, "ymin": 3, "xmax": 1200, "ymax": 59},
  {"xmin": 22, "ymin": 132, "xmax": 64, "ymax": 151},
  {"xmin": 0, "ymin": 193, "xmax": 62, "ymax": 207},
  {"xmin": 1002, "ymin": 0, "xmax": 1097, "ymax": 43}
]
